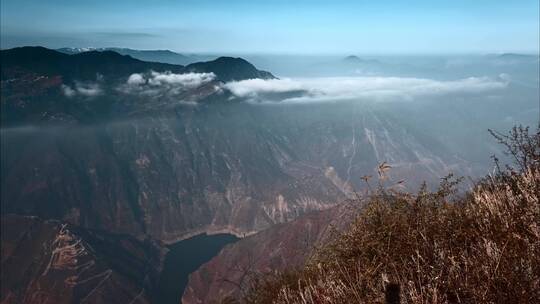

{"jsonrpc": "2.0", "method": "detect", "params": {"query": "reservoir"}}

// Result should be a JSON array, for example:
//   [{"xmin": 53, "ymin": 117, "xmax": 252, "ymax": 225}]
[{"xmin": 157, "ymin": 233, "xmax": 239, "ymax": 304}]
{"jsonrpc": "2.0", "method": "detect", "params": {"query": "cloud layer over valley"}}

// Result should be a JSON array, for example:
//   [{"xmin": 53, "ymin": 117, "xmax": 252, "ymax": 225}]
[
  {"xmin": 224, "ymin": 76, "xmax": 509, "ymax": 103},
  {"xmin": 60, "ymin": 70, "xmax": 510, "ymax": 106}
]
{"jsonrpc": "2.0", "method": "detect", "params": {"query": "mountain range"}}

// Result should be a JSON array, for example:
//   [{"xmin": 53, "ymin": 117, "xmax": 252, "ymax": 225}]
[
  {"xmin": 1, "ymin": 46, "xmax": 494, "ymax": 303},
  {"xmin": 1, "ymin": 47, "xmax": 275, "ymax": 125},
  {"xmin": 2, "ymin": 46, "xmax": 274, "ymax": 83},
  {"xmin": 57, "ymin": 47, "xmax": 215, "ymax": 65}
]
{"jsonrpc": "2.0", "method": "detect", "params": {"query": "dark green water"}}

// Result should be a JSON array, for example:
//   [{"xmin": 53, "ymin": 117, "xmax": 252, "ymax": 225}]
[{"xmin": 157, "ymin": 233, "xmax": 239, "ymax": 304}]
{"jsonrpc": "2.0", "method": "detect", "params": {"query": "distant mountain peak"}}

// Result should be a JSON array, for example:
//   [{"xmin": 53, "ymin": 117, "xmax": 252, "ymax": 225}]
[
  {"xmin": 57, "ymin": 47, "xmax": 206, "ymax": 65},
  {"xmin": 498, "ymin": 53, "xmax": 532, "ymax": 58},
  {"xmin": 186, "ymin": 56, "xmax": 276, "ymax": 81},
  {"xmin": 341, "ymin": 55, "xmax": 381, "ymax": 66},
  {"xmin": 344, "ymin": 55, "xmax": 361, "ymax": 61},
  {"xmin": 72, "ymin": 49, "xmax": 141, "ymax": 62}
]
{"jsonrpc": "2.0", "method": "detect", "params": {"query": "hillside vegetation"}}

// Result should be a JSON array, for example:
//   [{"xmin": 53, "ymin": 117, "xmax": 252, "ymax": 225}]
[{"xmin": 239, "ymin": 126, "xmax": 539, "ymax": 304}]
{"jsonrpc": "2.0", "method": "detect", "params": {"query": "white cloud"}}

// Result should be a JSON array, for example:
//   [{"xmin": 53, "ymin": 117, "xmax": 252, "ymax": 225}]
[
  {"xmin": 119, "ymin": 71, "xmax": 216, "ymax": 97},
  {"xmin": 223, "ymin": 78, "xmax": 303, "ymax": 97},
  {"xmin": 61, "ymin": 85, "xmax": 76, "ymax": 97},
  {"xmin": 147, "ymin": 71, "xmax": 215, "ymax": 88},
  {"xmin": 75, "ymin": 83, "xmax": 102, "ymax": 96},
  {"xmin": 127, "ymin": 73, "xmax": 146, "ymax": 85},
  {"xmin": 223, "ymin": 76, "xmax": 509, "ymax": 103},
  {"xmin": 62, "ymin": 82, "xmax": 102, "ymax": 98}
]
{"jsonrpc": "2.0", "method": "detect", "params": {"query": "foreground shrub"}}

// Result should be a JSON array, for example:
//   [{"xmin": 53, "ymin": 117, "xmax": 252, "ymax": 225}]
[{"xmin": 242, "ymin": 126, "xmax": 539, "ymax": 304}]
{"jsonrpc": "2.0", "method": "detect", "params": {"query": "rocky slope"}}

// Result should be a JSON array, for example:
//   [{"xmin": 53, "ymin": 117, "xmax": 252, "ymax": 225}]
[
  {"xmin": 1, "ymin": 99, "xmax": 467, "ymax": 243},
  {"xmin": 0, "ymin": 214, "xmax": 165, "ymax": 304}
]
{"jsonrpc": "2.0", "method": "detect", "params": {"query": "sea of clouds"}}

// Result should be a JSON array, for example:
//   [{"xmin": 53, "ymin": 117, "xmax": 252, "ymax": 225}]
[
  {"xmin": 224, "ymin": 75, "xmax": 509, "ymax": 103},
  {"xmin": 62, "ymin": 70, "xmax": 509, "ymax": 104}
]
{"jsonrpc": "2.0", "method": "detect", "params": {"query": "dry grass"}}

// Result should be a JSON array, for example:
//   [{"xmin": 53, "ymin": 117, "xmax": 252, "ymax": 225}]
[{"xmin": 240, "ymin": 126, "xmax": 540, "ymax": 304}]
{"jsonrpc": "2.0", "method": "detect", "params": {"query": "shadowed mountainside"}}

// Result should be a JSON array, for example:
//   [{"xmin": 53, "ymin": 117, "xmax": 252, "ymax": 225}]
[
  {"xmin": 0, "ymin": 214, "xmax": 165, "ymax": 304},
  {"xmin": 1, "ymin": 47, "xmax": 274, "ymax": 83}
]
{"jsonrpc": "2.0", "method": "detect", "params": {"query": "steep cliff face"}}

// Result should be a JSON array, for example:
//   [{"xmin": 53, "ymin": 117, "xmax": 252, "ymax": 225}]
[
  {"xmin": 1, "ymin": 101, "xmax": 466, "ymax": 243},
  {"xmin": 1, "ymin": 47, "xmax": 471, "ymax": 244},
  {"xmin": 0, "ymin": 104, "xmax": 345, "ymax": 241},
  {"xmin": 0, "ymin": 214, "xmax": 165, "ymax": 304},
  {"xmin": 182, "ymin": 203, "xmax": 358, "ymax": 303}
]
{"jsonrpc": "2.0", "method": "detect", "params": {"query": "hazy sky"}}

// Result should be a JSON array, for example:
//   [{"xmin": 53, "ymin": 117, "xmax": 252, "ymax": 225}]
[{"xmin": 1, "ymin": 0, "xmax": 539, "ymax": 54}]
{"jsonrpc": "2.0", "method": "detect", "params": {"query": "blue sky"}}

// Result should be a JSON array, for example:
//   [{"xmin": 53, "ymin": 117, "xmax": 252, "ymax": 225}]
[{"xmin": 1, "ymin": 0, "xmax": 539, "ymax": 54}]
